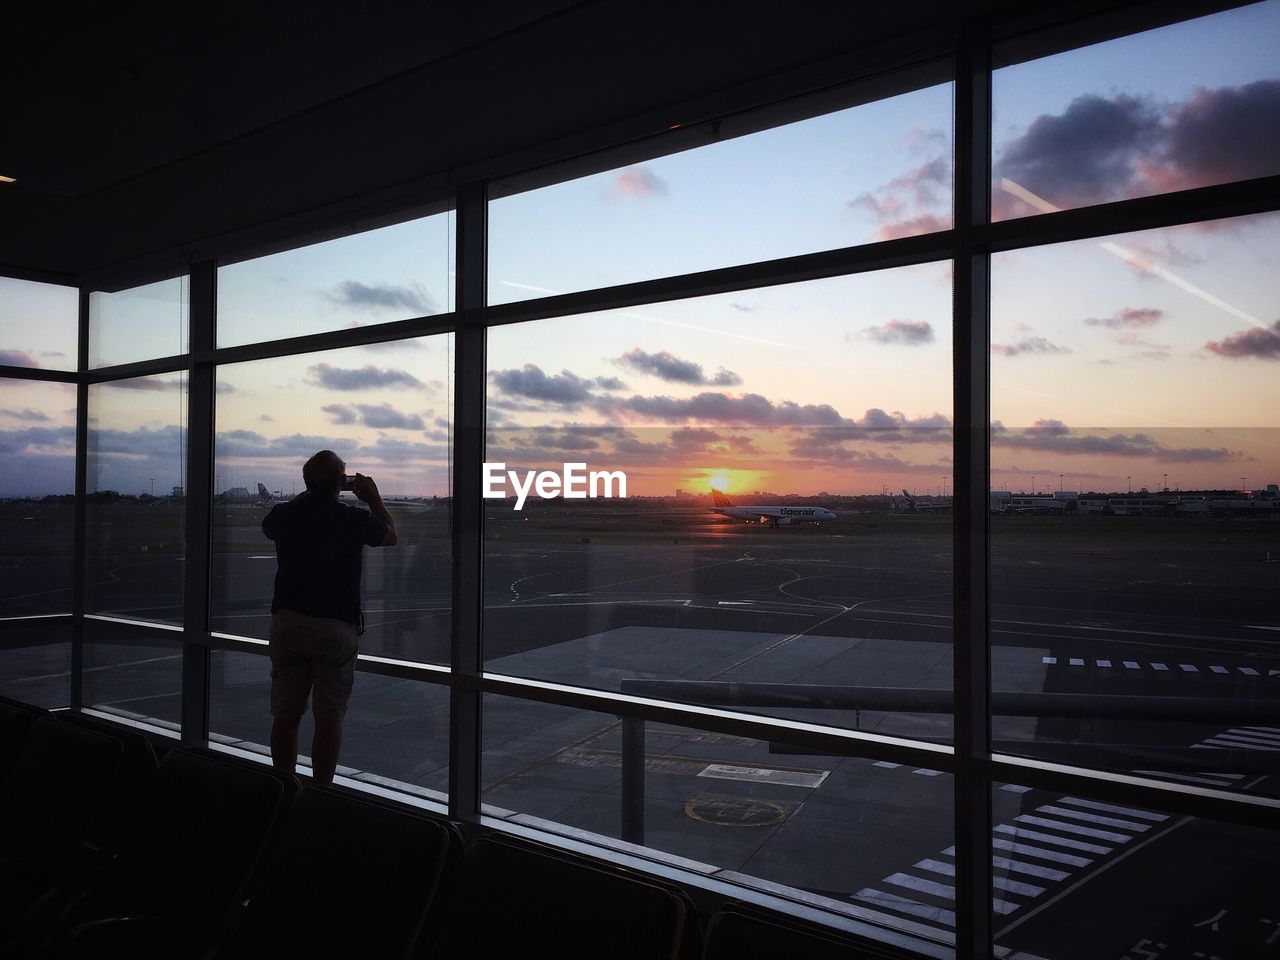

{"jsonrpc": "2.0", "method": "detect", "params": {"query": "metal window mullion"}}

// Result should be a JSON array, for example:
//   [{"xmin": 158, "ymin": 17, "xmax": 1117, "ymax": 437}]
[
  {"xmin": 71, "ymin": 289, "xmax": 90, "ymax": 711},
  {"xmin": 953, "ymin": 21, "xmax": 994, "ymax": 960},
  {"xmin": 450, "ymin": 183, "xmax": 487, "ymax": 820},
  {"xmin": 181, "ymin": 262, "xmax": 215, "ymax": 744}
]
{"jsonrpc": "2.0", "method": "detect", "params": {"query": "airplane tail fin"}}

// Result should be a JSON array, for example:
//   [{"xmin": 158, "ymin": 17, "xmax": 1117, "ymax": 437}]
[
  {"xmin": 902, "ymin": 489, "xmax": 915, "ymax": 502},
  {"xmin": 711, "ymin": 489, "xmax": 734, "ymax": 508}
]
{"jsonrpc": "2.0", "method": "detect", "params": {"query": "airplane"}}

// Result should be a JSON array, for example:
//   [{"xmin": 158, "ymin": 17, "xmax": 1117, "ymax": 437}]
[
  {"xmin": 256, "ymin": 483, "xmax": 278, "ymax": 508},
  {"xmin": 710, "ymin": 489, "xmax": 836, "ymax": 527}
]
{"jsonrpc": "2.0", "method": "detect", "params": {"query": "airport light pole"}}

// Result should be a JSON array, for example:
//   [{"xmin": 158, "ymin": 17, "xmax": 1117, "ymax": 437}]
[
  {"xmin": 1031, "ymin": 475, "xmax": 1035, "ymax": 495},
  {"xmin": 1128, "ymin": 476, "xmax": 1132, "ymax": 493}
]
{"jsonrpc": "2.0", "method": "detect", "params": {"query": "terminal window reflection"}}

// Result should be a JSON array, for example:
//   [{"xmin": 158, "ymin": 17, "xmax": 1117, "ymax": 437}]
[
  {"xmin": 992, "ymin": 1, "xmax": 1280, "ymax": 220},
  {"xmin": 990, "ymin": 210, "xmax": 1280, "ymax": 796},
  {"xmin": 211, "ymin": 335, "xmax": 453, "ymax": 665},
  {"xmin": 0, "ymin": 378, "xmax": 76, "ymax": 617},
  {"xmin": 85, "ymin": 374, "xmax": 187, "ymax": 624},
  {"xmin": 483, "ymin": 264, "xmax": 954, "ymax": 739},
  {"xmin": 0, "ymin": 275, "xmax": 78, "ymax": 372}
]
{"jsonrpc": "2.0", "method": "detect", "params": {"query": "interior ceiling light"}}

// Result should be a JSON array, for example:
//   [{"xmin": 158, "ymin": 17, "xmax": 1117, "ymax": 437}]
[{"xmin": 0, "ymin": 175, "xmax": 16, "ymax": 183}]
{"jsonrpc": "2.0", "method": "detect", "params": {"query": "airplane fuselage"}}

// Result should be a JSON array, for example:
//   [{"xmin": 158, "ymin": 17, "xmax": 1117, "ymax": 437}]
[{"xmin": 713, "ymin": 504, "xmax": 837, "ymax": 525}]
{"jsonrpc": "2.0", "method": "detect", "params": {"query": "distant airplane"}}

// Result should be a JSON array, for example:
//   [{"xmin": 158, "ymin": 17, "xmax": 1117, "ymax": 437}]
[
  {"xmin": 257, "ymin": 483, "xmax": 278, "ymax": 507},
  {"xmin": 897, "ymin": 489, "xmax": 951, "ymax": 514},
  {"xmin": 710, "ymin": 489, "xmax": 836, "ymax": 527}
]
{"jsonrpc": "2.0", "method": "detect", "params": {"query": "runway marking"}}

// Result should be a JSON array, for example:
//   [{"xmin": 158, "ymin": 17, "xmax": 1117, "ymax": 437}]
[{"xmin": 697, "ymin": 764, "xmax": 829, "ymax": 788}]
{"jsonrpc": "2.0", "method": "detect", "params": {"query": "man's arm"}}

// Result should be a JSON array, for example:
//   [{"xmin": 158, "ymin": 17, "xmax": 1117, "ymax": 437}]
[{"xmin": 353, "ymin": 474, "xmax": 398, "ymax": 546}]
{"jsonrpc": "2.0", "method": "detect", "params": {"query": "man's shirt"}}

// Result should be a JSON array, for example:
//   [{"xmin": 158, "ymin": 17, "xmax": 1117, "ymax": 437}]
[{"xmin": 262, "ymin": 492, "xmax": 389, "ymax": 624}]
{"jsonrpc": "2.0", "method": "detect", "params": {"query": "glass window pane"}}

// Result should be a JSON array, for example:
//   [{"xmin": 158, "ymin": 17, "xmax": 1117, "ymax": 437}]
[
  {"xmin": 211, "ymin": 336, "xmax": 452, "ymax": 664},
  {"xmin": 484, "ymin": 266, "xmax": 953, "ymax": 738},
  {"xmin": 216, "ymin": 211, "xmax": 454, "ymax": 348},
  {"xmin": 483, "ymin": 694, "xmax": 953, "ymax": 947},
  {"xmin": 993, "ymin": 1, "xmax": 1280, "ymax": 219},
  {"xmin": 86, "ymin": 374, "xmax": 187, "ymax": 624},
  {"xmin": 993, "ymin": 781, "xmax": 1280, "ymax": 960},
  {"xmin": 489, "ymin": 81, "xmax": 953, "ymax": 304},
  {"xmin": 0, "ymin": 621, "xmax": 72, "ymax": 708},
  {"xmin": 83, "ymin": 631, "xmax": 183, "ymax": 732},
  {"xmin": 0, "ymin": 275, "xmax": 78, "ymax": 372},
  {"xmin": 210, "ymin": 650, "xmax": 448, "ymax": 798},
  {"xmin": 88, "ymin": 276, "xmax": 189, "ymax": 369},
  {"xmin": 1, "ymin": 378, "xmax": 76, "ymax": 616},
  {"xmin": 990, "ymin": 211, "xmax": 1280, "ymax": 797}
]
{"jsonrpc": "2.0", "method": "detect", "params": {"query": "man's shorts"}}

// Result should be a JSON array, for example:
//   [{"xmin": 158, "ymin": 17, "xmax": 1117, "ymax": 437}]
[{"xmin": 269, "ymin": 608, "xmax": 360, "ymax": 721}]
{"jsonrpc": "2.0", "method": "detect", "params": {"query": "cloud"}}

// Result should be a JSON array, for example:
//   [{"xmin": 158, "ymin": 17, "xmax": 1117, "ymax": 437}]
[
  {"xmin": 1204, "ymin": 320, "xmax": 1280, "ymax": 360},
  {"xmin": 259, "ymin": 414, "xmax": 274, "ymax": 422},
  {"xmin": 851, "ymin": 155, "xmax": 952, "ymax": 240},
  {"xmin": 593, "ymin": 376, "xmax": 629, "ymax": 391},
  {"xmin": 327, "ymin": 280, "xmax": 436, "ymax": 315},
  {"xmin": 992, "ymin": 337, "xmax": 1071, "ymax": 357},
  {"xmin": 0, "ymin": 425, "xmax": 76, "ymax": 455},
  {"xmin": 610, "ymin": 166, "xmax": 668, "ymax": 198},
  {"xmin": 865, "ymin": 319, "xmax": 935, "ymax": 346},
  {"xmin": 1083, "ymin": 307, "xmax": 1165, "ymax": 329},
  {"xmin": 489, "ymin": 364, "xmax": 596, "ymax": 406},
  {"xmin": 216, "ymin": 381, "xmax": 235, "ymax": 395},
  {"xmin": 614, "ymin": 348, "xmax": 742, "ymax": 386},
  {"xmin": 730, "ymin": 302, "xmax": 754, "ymax": 313},
  {"xmin": 995, "ymin": 80, "xmax": 1280, "ymax": 214},
  {"xmin": 0, "ymin": 350, "xmax": 39, "ymax": 368},
  {"xmin": 307, "ymin": 363, "xmax": 423, "ymax": 391},
  {"xmin": 1, "ymin": 408, "xmax": 51, "ymax": 422},
  {"xmin": 991, "ymin": 419, "xmax": 1244, "ymax": 463},
  {"xmin": 322, "ymin": 404, "xmax": 357, "ymax": 425},
  {"xmin": 356, "ymin": 403, "xmax": 426, "ymax": 430},
  {"xmin": 106, "ymin": 376, "xmax": 183, "ymax": 392}
]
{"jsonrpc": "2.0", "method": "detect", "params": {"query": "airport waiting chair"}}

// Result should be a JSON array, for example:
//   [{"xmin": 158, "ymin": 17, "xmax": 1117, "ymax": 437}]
[
  {"xmin": 50, "ymin": 746, "xmax": 290, "ymax": 960},
  {"xmin": 703, "ymin": 904, "xmax": 898, "ymax": 960},
  {"xmin": 430, "ymin": 834, "xmax": 693, "ymax": 959},
  {"xmin": 215, "ymin": 785, "xmax": 456, "ymax": 960},
  {"xmin": 0, "ymin": 717, "xmax": 121, "ymax": 944}
]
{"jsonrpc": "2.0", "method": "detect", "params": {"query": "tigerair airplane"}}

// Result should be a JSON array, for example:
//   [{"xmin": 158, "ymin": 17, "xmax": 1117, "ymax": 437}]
[{"xmin": 710, "ymin": 489, "xmax": 836, "ymax": 526}]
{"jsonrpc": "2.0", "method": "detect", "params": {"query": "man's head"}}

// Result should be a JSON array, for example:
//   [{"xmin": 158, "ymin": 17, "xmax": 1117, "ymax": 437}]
[{"xmin": 303, "ymin": 449, "xmax": 345, "ymax": 496}]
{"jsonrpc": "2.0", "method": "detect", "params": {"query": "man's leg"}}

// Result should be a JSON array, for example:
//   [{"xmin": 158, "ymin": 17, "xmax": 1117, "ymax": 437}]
[
  {"xmin": 270, "ymin": 715, "xmax": 301, "ymax": 774},
  {"xmin": 310, "ymin": 717, "xmax": 343, "ymax": 784}
]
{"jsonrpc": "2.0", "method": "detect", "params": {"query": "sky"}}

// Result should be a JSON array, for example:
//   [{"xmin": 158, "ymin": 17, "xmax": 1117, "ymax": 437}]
[{"xmin": 1, "ymin": 1, "xmax": 1278, "ymax": 498}]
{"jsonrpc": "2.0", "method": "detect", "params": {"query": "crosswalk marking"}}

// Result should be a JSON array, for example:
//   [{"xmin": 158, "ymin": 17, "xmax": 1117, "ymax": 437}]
[
  {"xmin": 1058, "ymin": 797, "xmax": 1168, "ymax": 822},
  {"xmin": 991, "ymin": 855, "xmax": 1069, "ymax": 882},
  {"xmin": 1239, "ymin": 666, "xmax": 1260, "ymax": 676},
  {"xmin": 1152, "ymin": 662, "xmax": 1169, "ymax": 671},
  {"xmin": 988, "ymin": 838, "xmax": 1093, "ymax": 867},
  {"xmin": 1096, "ymin": 659, "xmax": 1112, "ymax": 668},
  {"xmin": 1180, "ymin": 664, "xmax": 1197, "ymax": 672},
  {"xmin": 853, "ymin": 889, "xmax": 956, "ymax": 927},
  {"xmin": 1042, "ymin": 655, "xmax": 1275, "ymax": 676},
  {"xmin": 885, "ymin": 872, "xmax": 956, "ymax": 901},
  {"xmin": 1014, "ymin": 814, "xmax": 1133, "ymax": 844},
  {"xmin": 1210, "ymin": 665, "xmax": 1229, "ymax": 673},
  {"xmin": 1037, "ymin": 804, "xmax": 1151, "ymax": 832},
  {"xmin": 994, "ymin": 824, "xmax": 1113, "ymax": 855},
  {"xmin": 1124, "ymin": 661, "xmax": 1141, "ymax": 669}
]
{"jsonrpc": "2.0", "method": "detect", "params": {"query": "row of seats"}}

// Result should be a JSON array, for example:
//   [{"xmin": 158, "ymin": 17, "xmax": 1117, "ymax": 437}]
[{"xmin": 0, "ymin": 696, "xmax": 897, "ymax": 959}]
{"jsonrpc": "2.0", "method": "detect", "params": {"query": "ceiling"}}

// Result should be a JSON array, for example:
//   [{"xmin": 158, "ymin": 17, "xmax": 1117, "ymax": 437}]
[{"xmin": 0, "ymin": 0, "xmax": 1190, "ymax": 282}]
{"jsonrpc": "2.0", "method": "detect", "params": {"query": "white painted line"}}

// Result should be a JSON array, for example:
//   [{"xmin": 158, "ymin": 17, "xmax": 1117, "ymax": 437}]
[
  {"xmin": 885, "ymin": 872, "xmax": 955, "ymax": 901},
  {"xmin": 1096, "ymin": 659, "xmax": 1112, "ymax": 668},
  {"xmin": 989, "ymin": 838, "xmax": 1092, "ymax": 867},
  {"xmin": 1133, "ymin": 770, "xmax": 1236, "ymax": 787},
  {"xmin": 1014, "ymin": 815, "xmax": 1132, "ymax": 844},
  {"xmin": 1244, "ymin": 625, "xmax": 1280, "ymax": 631},
  {"xmin": 916, "ymin": 858, "xmax": 955, "ymax": 877},
  {"xmin": 1210, "ymin": 665, "xmax": 1229, "ymax": 674},
  {"xmin": 993, "ymin": 898, "xmax": 1020, "ymax": 916},
  {"xmin": 1037, "ymin": 805, "xmax": 1150, "ymax": 832},
  {"xmin": 1042, "ymin": 656, "xmax": 1057, "ymax": 665},
  {"xmin": 1059, "ymin": 797, "xmax": 1168, "ymax": 822},
  {"xmin": 994, "ymin": 824, "xmax": 1113, "ymax": 855},
  {"xmin": 874, "ymin": 761, "xmax": 901, "ymax": 769},
  {"xmin": 1237, "ymin": 727, "xmax": 1280, "ymax": 741},
  {"xmin": 992, "ymin": 855, "xmax": 1069, "ymax": 882},
  {"xmin": 1223, "ymin": 728, "xmax": 1280, "ymax": 744},
  {"xmin": 994, "ymin": 875, "xmax": 1047, "ymax": 898},
  {"xmin": 913, "ymin": 768, "xmax": 942, "ymax": 777},
  {"xmin": 1069, "ymin": 658, "xmax": 1084, "ymax": 666},
  {"xmin": 1000, "ymin": 784, "xmax": 1033, "ymax": 794},
  {"xmin": 697, "ymin": 764, "xmax": 830, "ymax": 788},
  {"xmin": 1123, "ymin": 661, "xmax": 1141, "ymax": 669},
  {"xmin": 1151, "ymin": 662, "xmax": 1169, "ymax": 671},
  {"xmin": 1201, "ymin": 737, "xmax": 1278, "ymax": 752},
  {"xmin": 853, "ymin": 890, "xmax": 956, "ymax": 927},
  {"xmin": 1179, "ymin": 664, "xmax": 1197, "ymax": 672},
  {"xmin": 1239, "ymin": 666, "xmax": 1261, "ymax": 676}
]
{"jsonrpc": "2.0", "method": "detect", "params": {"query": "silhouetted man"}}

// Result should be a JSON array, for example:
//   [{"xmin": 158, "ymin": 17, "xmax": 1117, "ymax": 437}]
[{"xmin": 262, "ymin": 449, "xmax": 398, "ymax": 783}]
